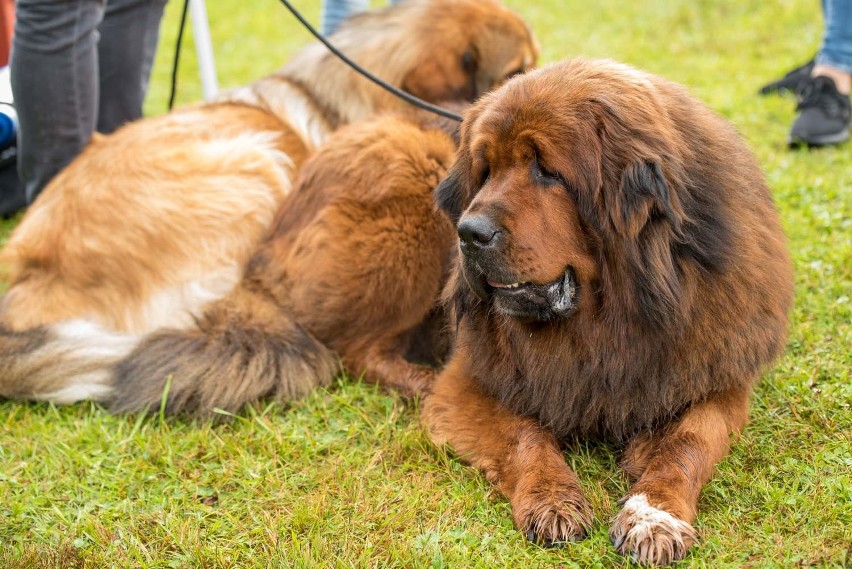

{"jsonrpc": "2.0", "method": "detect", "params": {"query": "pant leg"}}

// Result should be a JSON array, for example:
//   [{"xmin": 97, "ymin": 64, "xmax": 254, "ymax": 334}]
[
  {"xmin": 320, "ymin": 0, "xmax": 369, "ymax": 35},
  {"xmin": 817, "ymin": 0, "xmax": 852, "ymax": 74},
  {"xmin": 97, "ymin": 0, "xmax": 167, "ymax": 134},
  {"xmin": 11, "ymin": 0, "xmax": 105, "ymax": 203}
]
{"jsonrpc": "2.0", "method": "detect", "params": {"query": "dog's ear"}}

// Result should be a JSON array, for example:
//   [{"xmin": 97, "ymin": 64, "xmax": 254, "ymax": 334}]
[
  {"xmin": 435, "ymin": 164, "xmax": 469, "ymax": 224},
  {"xmin": 608, "ymin": 160, "xmax": 684, "ymax": 328},
  {"xmin": 610, "ymin": 160, "xmax": 678, "ymax": 237},
  {"xmin": 434, "ymin": 112, "xmax": 478, "ymax": 223},
  {"xmin": 462, "ymin": 46, "xmax": 502, "ymax": 101},
  {"xmin": 462, "ymin": 48, "xmax": 480, "ymax": 98},
  {"xmin": 402, "ymin": 46, "xmax": 478, "ymax": 103}
]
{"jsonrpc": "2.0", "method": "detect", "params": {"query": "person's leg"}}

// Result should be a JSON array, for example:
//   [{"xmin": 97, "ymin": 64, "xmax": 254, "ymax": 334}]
[
  {"xmin": 814, "ymin": 0, "xmax": 852, "ymax": 93},
  {"xmin": 758, "ymin": 0, "xmax": 830, "ymax": 95},
  {"xmin": 789, "ymin": 0, "xmax": 852, "ymax": 145},
  {"xmin": 10, "ymin": 0, "xmax": 105, "ymax": 203},
  {"xmin": 97, "ymin": 0, "xmax": 168, "ymax": 134},
  {"xmin": 321, "ymin": 0, "xmax": 369, "ymax": 35}
]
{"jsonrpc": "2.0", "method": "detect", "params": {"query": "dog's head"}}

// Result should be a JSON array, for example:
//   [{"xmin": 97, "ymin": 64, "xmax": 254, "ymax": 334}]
[
  {"xmin": 438, "ymin": 58, "xmax": 732, "ymax": 325},
  {"xmin": 398, "ymin": 0, "xmax": 539, "ymax": 103},
  {"xmin": 284, "ymin": 0, "xmax": 539, "ymax": 128}
]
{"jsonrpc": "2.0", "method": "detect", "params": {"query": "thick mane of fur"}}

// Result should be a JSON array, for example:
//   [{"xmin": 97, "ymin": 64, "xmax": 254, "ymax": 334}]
[{"xmin": 441, "ymin": 58, "xmax": 793, "ymax": 441}]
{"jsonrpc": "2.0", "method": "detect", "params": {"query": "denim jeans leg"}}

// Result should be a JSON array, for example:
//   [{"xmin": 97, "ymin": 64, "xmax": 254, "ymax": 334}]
[
  {"xmin": 321, "ymin": 0, "xmax": 369, "ymax": 35},
  {"xmin": 817, "ymin": 0, "xmax": 852, "ymax": 74},
  {"xmin": 97, "ymin": 0, "xmax": 168, "ymax": 133},
  {"xmin": 10, "ymin": 0, "xmax": 106, "ymax": 203}
]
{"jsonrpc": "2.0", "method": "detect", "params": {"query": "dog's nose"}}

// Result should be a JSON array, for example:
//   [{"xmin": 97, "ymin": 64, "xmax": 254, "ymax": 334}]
[{"xmin": 458, "ymin": 214, "xmax": 500, "ymax": 249}]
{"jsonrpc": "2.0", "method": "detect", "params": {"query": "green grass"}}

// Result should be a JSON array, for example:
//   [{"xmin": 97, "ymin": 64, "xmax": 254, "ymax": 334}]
[{"xmin": 1, "ymin": 0, "xmax": 850, "ymax": 566}]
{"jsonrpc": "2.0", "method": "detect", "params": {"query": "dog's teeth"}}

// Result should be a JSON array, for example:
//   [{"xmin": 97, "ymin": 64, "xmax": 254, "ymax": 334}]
[{"xmin": 488, "ymin": 280, "xmax": 523, "ymax": 289}]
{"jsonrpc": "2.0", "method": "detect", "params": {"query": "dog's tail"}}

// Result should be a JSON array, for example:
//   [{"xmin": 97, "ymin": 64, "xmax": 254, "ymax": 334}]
[
  {"xmin": 0, "ymin": 287, "xmax": 339, "ymax": 415},
  {"xmin": 0, "ymin": 320, "xmax": 140, "ymax": 404}
]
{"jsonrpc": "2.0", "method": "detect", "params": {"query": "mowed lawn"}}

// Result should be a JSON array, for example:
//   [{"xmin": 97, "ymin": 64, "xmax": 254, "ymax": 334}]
[{"xmin": 1, "ymin": 0, "xmax": 850, "ymax": 567}]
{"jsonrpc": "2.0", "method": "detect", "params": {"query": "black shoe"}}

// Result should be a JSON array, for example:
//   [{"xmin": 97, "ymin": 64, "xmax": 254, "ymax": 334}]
[
  {"xmin": 759, "ymin": 58, "xmax": 815, "ymax": 95},
  {"xmin": 788, "ymin": 75, "xmax": 851, "ymax": 147}
]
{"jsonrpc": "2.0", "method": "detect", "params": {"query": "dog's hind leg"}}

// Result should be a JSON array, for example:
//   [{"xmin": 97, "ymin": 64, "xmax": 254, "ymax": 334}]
[
  {"xmin": 610, "ymin": 388, "xmax": 752, "ymax": 565},
  {"xmin": 341, "ymin": 336, "xmax": 436, "ymax": 399},
  {"xmin": 421, "ymin": 354, "xmax": 593, "ymax": 546}
]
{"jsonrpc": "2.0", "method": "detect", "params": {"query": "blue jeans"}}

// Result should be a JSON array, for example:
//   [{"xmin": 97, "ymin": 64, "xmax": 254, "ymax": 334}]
[
  {"xmin": 818, "ymin": 0, "xmax": 852, "ymax": 74},
  {"xmin": 321, "ymin": 0, "xmax": 402, "ymax": 36},
  {"xmin": 10, "ymin": 0, "xmax": 168, "ymax": 203}
]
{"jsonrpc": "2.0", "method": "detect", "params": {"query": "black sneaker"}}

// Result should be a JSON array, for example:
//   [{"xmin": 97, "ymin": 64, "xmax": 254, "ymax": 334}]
[
  {"xmin": 788, "ymin": 75, "xmax": 851, "ymax": 147},
  {"xmin": 759, "ymin": 58, "xmax": 815, "ymax": 95}
]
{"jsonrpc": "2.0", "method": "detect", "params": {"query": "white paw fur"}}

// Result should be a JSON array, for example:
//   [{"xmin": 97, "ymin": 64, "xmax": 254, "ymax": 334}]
[{"xmin": 610, "ymin": 494, "xmax": 698, "ymax": 565}]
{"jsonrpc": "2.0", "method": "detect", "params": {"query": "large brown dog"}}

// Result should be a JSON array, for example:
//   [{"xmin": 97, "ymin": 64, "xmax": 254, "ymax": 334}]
[
  {"xmin": 0, "ymin": 0, "xmax": 536, "ymax": 335},
  {"xmin": 0, "ymin": 113, "xmax": 457, "ymax": 412},
  {"xmin": 422, "ymin": 58, "xmax": 793, "ymax": 565}
]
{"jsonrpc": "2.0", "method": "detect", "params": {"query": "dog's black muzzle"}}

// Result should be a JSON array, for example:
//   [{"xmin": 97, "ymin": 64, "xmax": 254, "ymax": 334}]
[{"xmin": 457, "ymin": 213, "xmax": 579, "ymax": 322}]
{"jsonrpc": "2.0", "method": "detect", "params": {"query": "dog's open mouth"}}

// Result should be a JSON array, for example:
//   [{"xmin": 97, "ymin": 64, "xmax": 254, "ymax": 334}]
[
  {"xmin": 467, "ymin": 267, "xmax": 579, "ymax": 321},
  {"xmin": 487, "ymin": 279, "xmax": 530, "ymax": 290}
]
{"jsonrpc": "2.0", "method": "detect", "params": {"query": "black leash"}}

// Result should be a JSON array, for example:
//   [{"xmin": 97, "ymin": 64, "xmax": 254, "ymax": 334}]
[
  {"xmin": 277, "ymin": 0, "xmax": 463, "ymax": 122},
  {"xmin": 167, "ymin": 0, "xmax": 464, "ymax": 122},
  {"xmin": 168, "ymin": 0, "xmax": 191, "ymax": 110}
]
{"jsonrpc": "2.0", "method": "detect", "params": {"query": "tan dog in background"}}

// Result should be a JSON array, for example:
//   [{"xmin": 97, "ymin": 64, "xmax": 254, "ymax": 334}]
[
  {"xmin": 422, "ymin": 58, "xmax": 793, "ymax": 565},
  {"xmin": 0, "ymin": 0, "xmax": 537, "ymax": 337}
]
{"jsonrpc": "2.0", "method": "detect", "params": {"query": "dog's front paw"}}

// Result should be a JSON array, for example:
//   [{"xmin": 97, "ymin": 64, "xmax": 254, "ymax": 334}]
[
  {"xmin": 400, "ymin": 366, "xmax": 436, "ymax": 398},
  {"xmin": 610, "ymin": 494, "xmax": 697, "ymax": 565},
  {"xmin": 513, "ymin": 483, "xmax": 593, "ymax": 547}
]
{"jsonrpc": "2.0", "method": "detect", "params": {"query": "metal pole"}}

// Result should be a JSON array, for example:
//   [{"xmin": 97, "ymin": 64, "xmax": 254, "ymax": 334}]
[{"xmin": 189, "ymin": 0, "xmax": 218, "ymax": 100}]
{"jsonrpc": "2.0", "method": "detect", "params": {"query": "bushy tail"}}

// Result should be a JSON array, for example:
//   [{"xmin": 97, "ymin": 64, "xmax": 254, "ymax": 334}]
[
  {"xmin": 0, "ymin": 320, "xmax": 140, "ymax": 404},
  {"xmin": 109, "ymin": 287, "xmax": 339, "ymax": 415},
  {"xmin": 0, "ymin": 287, "xmax": 339, "ymax": 416}
]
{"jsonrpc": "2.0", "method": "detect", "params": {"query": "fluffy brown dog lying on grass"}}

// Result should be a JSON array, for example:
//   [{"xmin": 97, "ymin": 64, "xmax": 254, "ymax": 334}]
[{"xmin": 422, "ymin": 58, "xmax": 794, "ymax": 565}]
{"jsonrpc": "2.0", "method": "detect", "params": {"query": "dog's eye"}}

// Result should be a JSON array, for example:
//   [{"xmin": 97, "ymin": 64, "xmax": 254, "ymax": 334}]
[
  {"xmin": 480, "ymin": 164, "xmax": 491, "ymax": 185},
  {"xmin": 532, "ymin": 154, "xmax": 561, "ymax": 187}
]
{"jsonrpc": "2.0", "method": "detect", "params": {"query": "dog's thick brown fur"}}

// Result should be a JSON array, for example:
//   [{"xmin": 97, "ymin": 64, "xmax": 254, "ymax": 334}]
[
  {"xmin": 421, "ymin": 58, "xmax": 793, "ymax": 565},
  {"xmin": 0, "ymin": 0, "xmax": 536, "ymax": 335},
  {"xmin": 0, "ymin": 113, "xmax": 457, "ymax": 413}
]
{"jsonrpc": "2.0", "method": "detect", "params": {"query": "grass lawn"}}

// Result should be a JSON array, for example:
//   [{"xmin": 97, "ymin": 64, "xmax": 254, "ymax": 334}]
[{"xmin": 1, "ymin": 0, "xmax": 850, "ymax": 567}]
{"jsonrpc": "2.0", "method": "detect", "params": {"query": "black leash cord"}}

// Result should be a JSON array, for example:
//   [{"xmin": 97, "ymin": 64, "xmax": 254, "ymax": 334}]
[
  {"xmin": 277, "ymin": 0, "xmax": 464, "ymax": 122},
  {"xmin": 168, "ymin": 0, "xmax": 191, "ymax": 110},
  {"xmin": 167, "ymin": 0, "xmax": 463, "ymax": 122}
]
